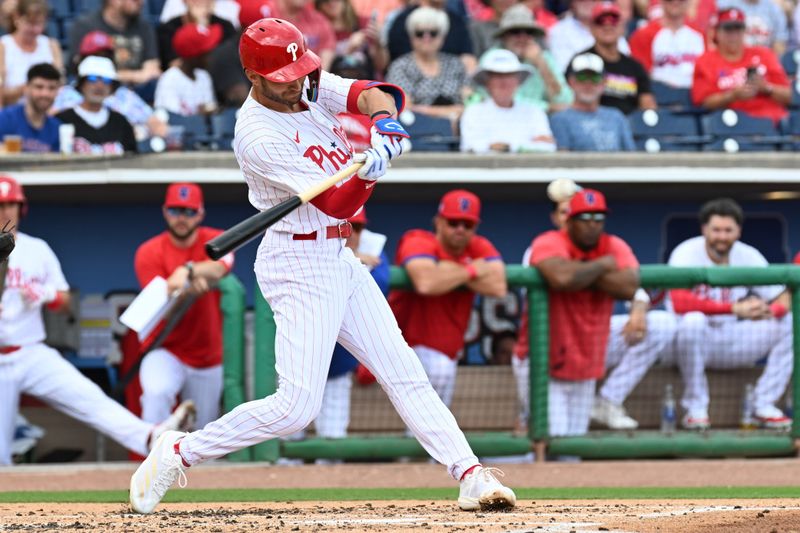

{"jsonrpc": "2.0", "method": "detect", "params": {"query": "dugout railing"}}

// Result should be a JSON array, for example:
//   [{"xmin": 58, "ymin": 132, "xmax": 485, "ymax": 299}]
[{"xmin": 234, "ymin": 265, "xmax": 800, "ymax": 463}]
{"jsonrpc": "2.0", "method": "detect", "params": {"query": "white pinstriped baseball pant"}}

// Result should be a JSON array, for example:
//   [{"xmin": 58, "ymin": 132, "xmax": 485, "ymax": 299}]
[{"xmin": 179, "ymin": 232, "xmax": 479, "ymax": 479}]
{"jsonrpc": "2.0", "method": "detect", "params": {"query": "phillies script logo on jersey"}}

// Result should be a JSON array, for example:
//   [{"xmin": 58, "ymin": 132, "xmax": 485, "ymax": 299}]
[
  {"xmin": 4, "ymin": 267, "xmax": 43, "ymax": 290},
  {"xmin": 302, "ymin": 126, "xmax": 354, "ymax": 172}
]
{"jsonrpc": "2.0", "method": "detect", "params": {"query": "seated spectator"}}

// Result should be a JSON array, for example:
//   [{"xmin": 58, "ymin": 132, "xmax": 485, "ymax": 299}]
[
  {"xmin": 0, "ymin": 0, "xmax": 63, "ymax": 105},
  {"xmin": 520, "ymin": 0, "xmax": 559, "ymax": 30},
  {"xmin": 67, "ymin": 0, "xmax": 161, "ymax": 91},
  {"xmin": 385, "ymin": 0, "xmax": 476, "ymax": 72},
  {"xmin": 551, "ymin": 53, "xmax": 636, "ymax": 151},
  {"xmin": 717, "ymin": 0, "xmax": 788, "ymax": 55},
  {"xmin": 155, "ymin": 23, "xmax": 220, "ymax": 115},
  {"xmin": 549, "ymin": 0, "xmax": 631, "ymax": 73},
  {"xmin": 514, "ymin": 188, "xmax": 639, "ymax": 438},
  {"xmin": 157, "ymin": 0, "xmax": 236, "ymax": 70},
  {"xmin": 55, "ymin": 56, "xmax": 137, "ymax": 154},
  {"xmin": 208, "ymin": 0, "xmax": 269, "ymax": 107},
  {"xmin": 691, "ymin": 8, "xmax": 790, "ymax": 122},
  {"xmin": 386, "ymin": 6, "xmax": 467, "ymax": 120},
  {"xmin": 488, "ymin": 4, "xmax": 571, "ymax": 111},
  {"xmin": 669, "ymin": 198, "xmax": 792, "ymax": 430},
  {"xmin": 267, "ymin": 0, "xmax": 337, "ymax": 71},
  {"xmin": 53, "ymin": 31, "xmax": 169, "ymax": 140},
  {"xmin": 315, "ymin": 0, "xmax": 386, "ymax": 77},
  {"xmin": 468, "ymin": 0, "xmax": 516, "ymax": 57},
  {"xmin": 0, "ymin": 63, "xmax": 61, "ymax": 152},
  {"xmin": 460, "ymin": 49, "xmax": 556, "ymax": 153},
  {"xmin": 647, "ymin": 0, "xmax": 719, "ymax": 34},
  {"xmin": 160, "ymin": 0, "xmax": 241, "ymax": 28},
  {"xmin": 567, "ymin": 2, "xmax": 656, "ymax": 115},
  {"xmin": 629, "ymin": 0, "xmax": 705, "ymax": 88}
]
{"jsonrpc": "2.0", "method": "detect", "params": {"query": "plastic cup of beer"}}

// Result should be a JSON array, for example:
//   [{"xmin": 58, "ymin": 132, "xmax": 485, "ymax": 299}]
[{"xmin": 3, "ymin": 135, "xmax": 22, "ymax": 153}]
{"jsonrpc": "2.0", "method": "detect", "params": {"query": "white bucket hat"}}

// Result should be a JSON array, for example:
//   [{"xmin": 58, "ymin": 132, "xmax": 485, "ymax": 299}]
[
  {"xmin": 473, "ymin": 49, "xmax": 533, "ymax": 86},
  {"xmin": 77, "ymin": 55, "xmax": 118, "ymax": 81}
]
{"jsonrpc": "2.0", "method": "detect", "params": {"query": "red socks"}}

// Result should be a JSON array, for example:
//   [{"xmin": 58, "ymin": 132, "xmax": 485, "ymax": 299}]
[
  {"xmin": 460, "ymin": 464, "xmax": 481, "ymax": 481},
  {"xmin": 174, "ymin": 440, "xmax": 191, "ymax": 467}
]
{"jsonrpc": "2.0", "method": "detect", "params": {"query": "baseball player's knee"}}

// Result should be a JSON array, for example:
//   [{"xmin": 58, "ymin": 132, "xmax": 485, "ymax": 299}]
[
  {"xmin": 272, "ymin": 384, "xmax": 324, "ymax": 433},
  {"xmin": 676, "ymin": 312, "xmax": 707, "ymax": 343}
]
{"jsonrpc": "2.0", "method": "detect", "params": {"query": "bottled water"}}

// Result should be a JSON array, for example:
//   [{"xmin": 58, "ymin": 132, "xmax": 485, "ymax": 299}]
[
  {"xmin": 661, "ymin": 384, "xmax": 676, "ymax": 434},
  {"xmin": 740, "ymin": 383, "xmax": 756, "ymax": 430}
]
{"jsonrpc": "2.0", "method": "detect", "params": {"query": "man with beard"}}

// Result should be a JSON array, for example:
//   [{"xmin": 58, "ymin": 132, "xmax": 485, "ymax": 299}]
[
  {"xmin": 669, "ymin": 198, "xmax": 792, "ymax": 430},
  {"xmin": 516, "ymin": 188, "xmax": 639, "ymax": 437},
  {"xmin": 55, "ymin": 56, "xmax": 137, "ymax": 155},
  {"xmin": 0, "ymin": 63, "xmax": 61, "ymax": 152},
  {"xmin": 133, "ymin": 183, "xmax": 234, "ymax": 432},
  {"xmin": 550, "ymin": 53, "xmax": 635, "ymax": 151}
]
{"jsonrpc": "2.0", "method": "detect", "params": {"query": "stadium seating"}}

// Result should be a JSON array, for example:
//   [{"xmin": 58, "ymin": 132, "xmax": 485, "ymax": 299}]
[
  {"xmin": 781, "ymin": 48, "xmax": 799, "ymax": 78},
  {"xmin": 628, "ymin": 109, "xmax": 706, "ymax": 152},
  {"xmin": 210, "ymin": 107, "xmax": 238, "ymax": 151},
  {"xmin": 166, "ymin": 112, "xmax": 213, "ymax": 150},
  {"xmin": 649, "ymin": 81, "xmax": 692, "ymax": 112},
  {"xmin": 784, "ymin": 110, "xmax": 800, "ymax": 150},
  {"xmin": 399, "ymin": 112, "xmax": 459, "ymax": 152},
  {"xmin": 701, "ymin": 109, "xmax": 786, "ymax": 152}
]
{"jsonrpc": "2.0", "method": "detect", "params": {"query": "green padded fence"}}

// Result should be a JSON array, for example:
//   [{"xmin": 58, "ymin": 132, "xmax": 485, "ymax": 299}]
[
  {"xmin": 247, "ymin": 264, "xmax": 800, "ymax": 462},
  {"xmin": 219, "ymin": 274, "xmax": 249, "ymax": 462}
]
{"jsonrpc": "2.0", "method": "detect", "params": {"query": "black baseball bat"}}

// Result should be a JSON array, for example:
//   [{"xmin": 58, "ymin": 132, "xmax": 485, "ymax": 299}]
[{"xmin": 206, "ymin": 162, "xmax": 363, "ymax": 260}]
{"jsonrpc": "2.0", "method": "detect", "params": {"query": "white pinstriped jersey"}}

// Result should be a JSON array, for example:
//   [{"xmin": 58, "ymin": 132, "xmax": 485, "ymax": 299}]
[{"xmin": 233, "ymin": 71, "xmax": 359, "ymax": 234}]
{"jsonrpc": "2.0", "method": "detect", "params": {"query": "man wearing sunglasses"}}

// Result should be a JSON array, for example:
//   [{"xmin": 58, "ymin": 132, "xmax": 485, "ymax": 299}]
[
  {"xmin": 55, "ymin": 56, "xmax": 137, "ymax": 155},
  {"xmin": 389, "ymin": 190, "xmax": 507, "ymax": 410},
  {"xmin": 550, "ymin": 53, "xmax": 635, "ymax": 151},
  {"xmin": 133, "ymin": 183, "xmax": 234, "ymax": 434},
  {"xmin": 515, "ymin": 189, "xmax": 639, "ymax": 438}
]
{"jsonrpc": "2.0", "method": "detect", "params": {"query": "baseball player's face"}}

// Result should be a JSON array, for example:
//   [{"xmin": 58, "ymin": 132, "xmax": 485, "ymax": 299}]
[
  {"xmin": 250, "ymin": 74, "xmax": 306, "ymax": 111},
  {"xmin": 0, "ymin": 202, "xmax": 20, "ymax": 230},
  {"xmin": 436, "ymin": 216, "xmax": 476, "ymax": 252},
  {"xmin": 567, "ymin": 212, "xmax": 605, "ymax": 250},
  {"xmin": 702, "ymin": 214, "xmax": 741, "ymax": 260},
  {"xmin": 163, "ymin": 206, "xmax": 203, "ymax": 241}
]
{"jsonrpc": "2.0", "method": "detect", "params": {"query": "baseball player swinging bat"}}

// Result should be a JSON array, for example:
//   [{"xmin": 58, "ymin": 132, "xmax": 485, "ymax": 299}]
[{"xmin": 206, "ymin": 161, "xmax": 363, "ymax": 260}]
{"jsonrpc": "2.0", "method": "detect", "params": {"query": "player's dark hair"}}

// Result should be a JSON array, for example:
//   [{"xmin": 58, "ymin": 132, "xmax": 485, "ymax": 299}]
[
  {"xmin": 27, "ymin": 62, "xmax": 61, "ymax": 83},
  {"xmin": 550, "ymin": 201, "xmax": 561, "ymax": 213},
  {"xmin": 699, "ymin": 197, "xmax": 744, "ymax": 227},
  {"xmin": 490, "ymin": 329, "xmax": 517, "ymax": 357}
]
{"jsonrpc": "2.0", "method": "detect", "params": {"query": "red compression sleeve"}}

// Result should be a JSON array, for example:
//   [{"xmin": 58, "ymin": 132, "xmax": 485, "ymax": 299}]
[
  {"xmin": 670, "ymin": 289, "xmax": 734, "ymax": 314},
  {"xmin": 310, "ymin": 177, "xmax": 375, "ymax": 219},
  {"xmin": 46, "ymin": 291, "xmax": 66, "ymax": 311}
]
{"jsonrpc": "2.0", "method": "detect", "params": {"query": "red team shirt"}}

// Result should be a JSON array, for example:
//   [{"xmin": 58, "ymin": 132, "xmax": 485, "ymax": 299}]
[
  {"xmin": 629, "ymin": 20, "xmax": 705, "ymax": 88},
  {"xmin": 514, "ymin": 230, "xmax": 639, "ymax": 381},
  {"xmin": 389, "ymin": 229, "xmax": 502, "ymax": 360},
  {"xmin": 691, "ymin": 46, "xmax": 790, "ymax": 122},
  {"xmin": 134, "ymin": 227, "xmax": 232, "ymax": 368}
]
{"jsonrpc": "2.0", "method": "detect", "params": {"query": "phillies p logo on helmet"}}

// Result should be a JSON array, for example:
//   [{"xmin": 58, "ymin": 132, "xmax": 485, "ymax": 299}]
[{"xmin": 286, "ymin": 42, "xmax": 298, "ymax": 61}]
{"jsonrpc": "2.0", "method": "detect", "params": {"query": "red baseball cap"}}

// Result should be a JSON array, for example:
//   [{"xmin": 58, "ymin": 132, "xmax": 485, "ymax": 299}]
[
  {"xmin": 438, "ymin": 189, "xmax": 481, "ymax": 222},
  {"xmin": 172, "ymin": 23, "xmax": 223, "ymax": 59},
  {"xmin": 568, "ymin": 189, "xmax": 608, "ymax": 218},
  {"xmin": 238, "ymin": 0, "xmax": 273, "ymax": 29},
  {"xmin": 79, "ymin": 31, "xmax": 114, "ymax": 56},
  {"xmin": 714, "ymin": 7, "xmax": 746, "ymax": 28},
  {"xmin": 164, "ymin": 182, "xmax": 204, "ymax": 210},
  {"xmin": 349, "ymin": 207, "xmax": 368, "ymax": 225},
  {"xmin": 591, "ymin": 1, "xmax": 621, "ymax": 22}
]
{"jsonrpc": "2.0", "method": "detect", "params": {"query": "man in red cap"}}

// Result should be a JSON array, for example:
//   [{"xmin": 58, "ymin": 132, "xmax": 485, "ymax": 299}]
[
  {"xmin": 692, "ymin": 8, "xmax": 791, "ymax": 122},
  {"xmin": 133, "ymin": 183, "xmax": 234, "ymax": 434},
  {"xmin": 514, "ymin": 188, "xmax": 639, "ymax": 438},
  {"xmin": 389, "ymin": 190, "xmax": 507, "ymax": 409},
  {"xmin": 567, "ymin": 1, "xmax": 656, "ymax": 115},
  {"xmin": 154, "ymin": 23, "xmax": 221, "ymax": 116}
]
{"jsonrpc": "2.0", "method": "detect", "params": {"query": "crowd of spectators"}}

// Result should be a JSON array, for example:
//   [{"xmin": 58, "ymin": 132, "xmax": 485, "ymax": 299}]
[{"xmin": 0, "ymin": 0, "xmax": 797, "ymax": 154}]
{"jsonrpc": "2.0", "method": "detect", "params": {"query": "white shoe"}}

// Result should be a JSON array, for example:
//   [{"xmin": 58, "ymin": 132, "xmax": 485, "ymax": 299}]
[
  {"xmin": 130, "ymin": 430, "xmax": 188, "ymax": 514},
  {"xmin": 591, "ymin": 397, "xmax": 638, "ymax": 430},
  {"xmin": 681, "ymin": 411, "xmax": 710, "ymax": 430},
  {"xmin": 754, "ymin": 405, "xmax": 791, "ymax": 429},
  {"xmin": 149, "ymin": 400, "xmax": 196, "ymax": 449},
  {"xmin": 458, "ymin": 466, "xmax": 516, "ymax": 511}
]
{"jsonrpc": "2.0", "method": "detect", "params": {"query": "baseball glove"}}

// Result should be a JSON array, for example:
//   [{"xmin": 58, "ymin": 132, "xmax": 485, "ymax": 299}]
[{"xmin": 0, "ymin": 222, "xmax": 15, "ymax": 262}]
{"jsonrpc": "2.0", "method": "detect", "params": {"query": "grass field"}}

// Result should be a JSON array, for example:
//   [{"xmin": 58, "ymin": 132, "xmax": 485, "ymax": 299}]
[{"xmin": 3, "ymin": 486, "xmax": 800, "ymax": 503}]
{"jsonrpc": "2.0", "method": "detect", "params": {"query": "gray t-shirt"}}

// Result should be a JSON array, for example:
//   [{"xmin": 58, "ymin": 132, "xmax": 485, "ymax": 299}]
[
  {"xmin": 550, "ymin": 106, "xmax": 635, "ymax": 151},
  {"xmin": 68, "ymin": 11, "xmax": 158, "ymax": 71},
  {"xmin": 717, "ymin": 0, "xmax": 789, "ymax": 48}
]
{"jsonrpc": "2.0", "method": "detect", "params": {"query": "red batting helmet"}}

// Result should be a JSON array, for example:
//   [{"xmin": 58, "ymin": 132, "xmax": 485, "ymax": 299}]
[
  {"xmin": 0, "ymin": 175, "xmax": 27, "ymax": 216},
  {"xmin": 239, "ymin": 18, "xmax": 322, "ymax": 101}
]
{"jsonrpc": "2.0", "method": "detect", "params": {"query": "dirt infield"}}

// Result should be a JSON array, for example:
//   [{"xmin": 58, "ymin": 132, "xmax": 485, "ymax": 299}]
[
  {"xmin": 3, "ymin": 460, "xmax": 800, "ymax": 532},
  {"xmin": 2, "ymin": 500, "xmax": 800, "ymax": 532}
]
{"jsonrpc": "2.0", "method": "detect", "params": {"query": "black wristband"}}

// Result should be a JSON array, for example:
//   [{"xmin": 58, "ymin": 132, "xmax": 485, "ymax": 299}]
[{"xmin": 370, "ymin": 110, "xmax": 393, "ymax": 121}]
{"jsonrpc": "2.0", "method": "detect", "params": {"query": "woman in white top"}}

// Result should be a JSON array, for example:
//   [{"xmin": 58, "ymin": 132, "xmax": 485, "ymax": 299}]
[{"xmin": 0, "ymin": 0, "xmax": 63, "ymax": 105}]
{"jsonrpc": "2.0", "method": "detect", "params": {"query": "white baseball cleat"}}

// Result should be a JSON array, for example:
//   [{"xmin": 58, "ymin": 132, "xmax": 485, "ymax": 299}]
[
  {"xmin": 458, "ymin": 466, "xmax": 516, "ymax": 511},
  {"xmin": 591, "ymin": 396, "xmax": 639, "ymax": 430},
  {"xmin": 754, "ymin": 405, "xmax": 791, "ymax": 430},
  {"xmin": 149, "ymin": 400, "xmax": 196, "ymax": 449},
  {"xmin": 130, "ymin": 430, "xmax": 188, "ymax": 514}
]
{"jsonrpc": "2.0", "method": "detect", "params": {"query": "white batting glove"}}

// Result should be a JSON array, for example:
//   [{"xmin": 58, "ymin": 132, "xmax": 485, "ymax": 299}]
[
  {"xmin": 370, "ymin": 127, "xmax": 411, "ymax": 161},
  {"xmin": 21, "ymin": 282, "xmax": 57, "ymax": 309},
  {"xmin": 353, "ymin": 148, "xmax": 389, "ymax": 181}
]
